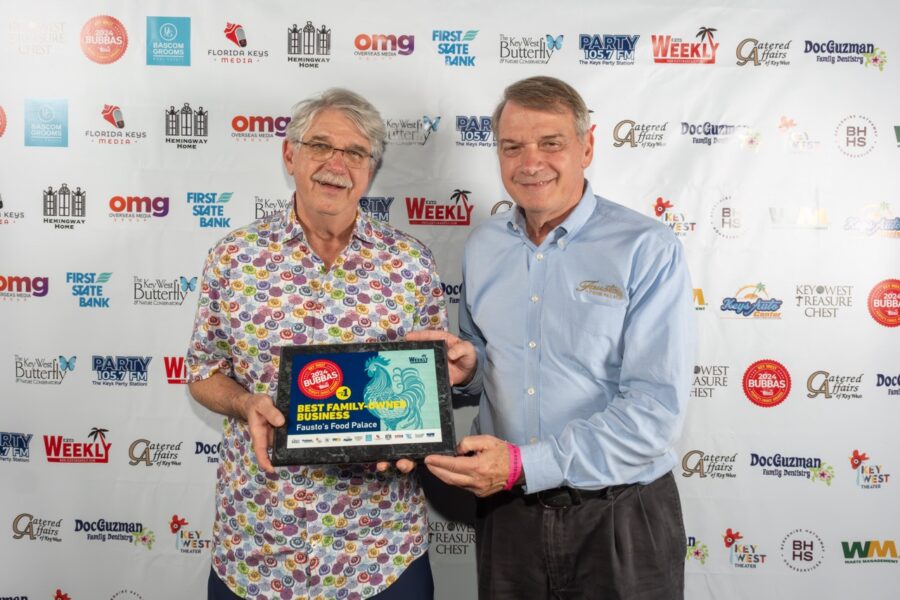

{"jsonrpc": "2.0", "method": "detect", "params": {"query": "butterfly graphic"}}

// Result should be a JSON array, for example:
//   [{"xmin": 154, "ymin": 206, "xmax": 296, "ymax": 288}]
[
  {"xmin": 59, "ymin": 356, "xmax": 77, "ymax": 372},
  {"xmin": 180, "ymin": 276, "xmax": 198, "ymax": 293},
  {"xmin": 422, "ymin": 116, "xmax": 441, "ymax": 133},
  {"xmin": 546, "ymin": 34, "xmax": 564, "ymax": 51}
]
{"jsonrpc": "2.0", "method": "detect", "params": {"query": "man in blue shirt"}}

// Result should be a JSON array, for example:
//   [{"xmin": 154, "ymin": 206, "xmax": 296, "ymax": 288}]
[{"xmin": 412, "ymin": 76, "xmax": 694, "ymax": 599}]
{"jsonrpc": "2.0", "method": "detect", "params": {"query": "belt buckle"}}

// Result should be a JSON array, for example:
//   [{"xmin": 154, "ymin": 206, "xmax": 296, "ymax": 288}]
[{"xmin": 537, "ymin": 487, "xmax": 580, "ymax": 509}]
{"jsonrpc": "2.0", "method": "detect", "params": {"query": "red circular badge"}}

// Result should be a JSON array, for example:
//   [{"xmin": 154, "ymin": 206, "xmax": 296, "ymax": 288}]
[
  {"xmin": 81, "ymin": 15, "xmax": 128, "ymax": 64},
  {"xmin": 298, "ymin": 360, "xmax": 343, "ymax": 399},
  {"xmin": 868, "ymin": 279, "xmax": 900, "ymax": 327},
  {"xmin": 0, "ymin": 106, "xmax": 7, "ymax": 138},
  {"xmin": 743, "ymin": 359, "xmax": 791, "ymax": 407}
]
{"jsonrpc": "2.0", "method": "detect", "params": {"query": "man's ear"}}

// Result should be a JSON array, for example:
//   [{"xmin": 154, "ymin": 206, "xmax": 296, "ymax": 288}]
[{"xmin": 282, "ymin": 139, "xmax": 295, "ymax": 174}]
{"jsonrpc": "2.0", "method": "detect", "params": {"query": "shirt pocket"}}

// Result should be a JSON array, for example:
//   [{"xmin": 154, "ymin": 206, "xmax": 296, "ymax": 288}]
[{"xmin": 560, "ymin": 292, "xmax": 628, "ymax": 376}]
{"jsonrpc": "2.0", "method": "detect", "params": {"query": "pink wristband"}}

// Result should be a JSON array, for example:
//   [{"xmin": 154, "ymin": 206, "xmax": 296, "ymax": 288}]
[{"xmin": 504, "ymin": 443, "xmax": 522, "ymax": 491}]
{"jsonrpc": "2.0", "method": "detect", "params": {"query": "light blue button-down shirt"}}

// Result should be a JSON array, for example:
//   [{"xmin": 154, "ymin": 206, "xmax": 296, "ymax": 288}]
[{"xmin": 459, "ymin": 181, "xmax": 695, "ymax": 493}]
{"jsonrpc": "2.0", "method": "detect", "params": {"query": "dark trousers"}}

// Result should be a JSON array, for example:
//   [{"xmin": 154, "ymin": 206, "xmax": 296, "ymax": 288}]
[
  {"xmin": 476, "ymin": 472, "xmax": 685, "ymax": 600},
  {"xmin": 208, "ymin": 552, "xmax": 434, "ymax": 600}
]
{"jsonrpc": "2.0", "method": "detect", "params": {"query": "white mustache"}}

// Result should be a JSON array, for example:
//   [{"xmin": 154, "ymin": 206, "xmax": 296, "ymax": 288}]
[{"xmin": 312, "ymin": 170, "xmax": 352, "ymax": 188}]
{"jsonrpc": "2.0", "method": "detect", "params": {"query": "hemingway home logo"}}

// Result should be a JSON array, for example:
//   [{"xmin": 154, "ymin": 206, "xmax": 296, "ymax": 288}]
[
  {"xmin": 805, "ymin": 40, "xmax": 886, "ymax": 70},
  {"xmin": 129, "ymin": 439, "xmax": 183, "ymax": 467},
  {"xmin": 613, "ymin": 120, "xmax": 667, "ymax": 149},
  {"xmin": 691, "ymin": 364, "xmax": 728, "ymax": 398},
  {"xmin": 187, "ymin": 191, "xmax": 232, "ymax": 228},
  {"xmin": 288, "ymin": 21, "xmax": 331, "ymax": 68},
  {"xmin": 255, "ymin": 195, "xmax": 292, "ymax": 219},
  {"xmin": 682, "ymin": 450, "xmax": 737, "ymax": 479},
  {"xmin": 164, "ymin": 103, "xmax": 208, "ymax": 149},
  {"xmin": 15, "ymin": 355, "xmax": 75, "ymax": 385},
  {"xmin": 723, "ymin": 528, "xmax": 767, "ymax": 568},
  {"xmin": 579, "ymin": 34, "xmax": 639, "ymax": 65},
  {"xmin": 807, "ymin": 371, "xmax": 862, "ymax": 400},
  {"xmin": 456, "ymin": 116, "xmax": 494, "ymax": 147},
  {"xmin": 231, "ymin": 114, "xmax": 290, "ymax": 141},
  {"xmin": 43, "ymin": 183, "xmax": 86, "ymax": 229},
  {"xmin": 736, "ymin": 38, "xmax": 791, "ymax": 67},
  {"xmin": 108, "ymin": 194, "xmax": 169, "ymax": 221},
  {"xmin": 795, "ymin": 285, "xmax": 852, "ymax": 318},
  {"xmin": 134, "ymin": 276, "xmax": 195, "ymax": 306},
  {"xmin": 652, "ymin": 27, "xmax": 718, "ymax": 64},
  {"xmin": 44, "ymin": 427, "xmax": 110, "ymax": 463},
  {"xmin": 0, "ymin": 275, "xmax": 48, "ymax": 300},
  {"xmin": 850, "ymin": 449, "xmax": 890, "ymax": 490},
  {"xmin": 92, "ymin": 355, "xmax": 152, "ymax": 387},
  {"xmin": 0, "ymin": 432, "xmax": 33, "ymax": 463},
  {"xmin": 359, "ymin": 196, "xmax": 393, "ymax": 221},
  {"xmin": 67, "ymin": 272, "xmax": 111, "ymax": 308},
  {"xmin": 749, "ymin": 452, "xmax": 835, "ymax": 485},
  {"xmin": 12, "ymin": 513, "xmax": 62, "ymax": 543},
  {"xmin": 433, "ymin": 29, "xmax": 478, "ymax": 66},
  {"xmin": 842, "ymin": 539, "xmax": 898, "ymax": 564},
  {"xmin": 384, "ymin": 116, "xmax": 440, "ymax": 145},
  {"xmin": 720, "ymin": 283, "xmax": 782, "ymax": 318},
  {"xmin": 499, "ymin": 33, "xmax": 563, "ymax": 64},
  {"xmin": 213, "ymin": 22, "xmax": 269, "ymax": 63},
  {"xmin": 84, "ymin": 104, "xmax": 148, "ymax": 145},
  {"xmin": 406, "ymin": 189, "xmax": 473, "ymax": 226},
  {"xmin": 169, "ymin": 514, "xmax": 211, "ymax": 553}
]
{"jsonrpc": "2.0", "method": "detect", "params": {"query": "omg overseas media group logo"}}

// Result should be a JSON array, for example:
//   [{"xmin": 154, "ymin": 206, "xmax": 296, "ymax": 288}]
[
  {"xmin": 133, "ymin": 275, "xmax": 195, "ymax": 306},
  {"xmin": 164, "ymin": 102, "xmax": 208, "ymax": 149},
  {"xmin": 868, "ymin": 279, "xmax": 900, "ymax": 327},
  {"xmin": 15, "ymin": 354, "xmax": 75, "ymax": 385},
  {"xmin": 287, "ymin": 21, "xmax": 331, "ymax": 68},
  {"xmin": 849, "ymin": 449, "xmax": 891, "ymax": 490},
  {"xmin": 80, "ymin": 15, "xmax": 128, "ymax": 64},
  {"xmin": 210, "ymin": 22, "xmax": 269, "ymax": 64},
  {"xmin": 43, "ymin": 427, "xmax": 111, "ymax": 464},
  {"xmin": 0, "ymin": 274, "xmax": 48, "ymax": 301},
  {"xmin": 736, "ymin": 37, "xmax": 792, "ymax": 67},
  {"xmin": 652, "ymin": 27, "xmax": 718, "ymax": 64},
  {"xmin": 67, "ymin": 271, "xmax": 111, "ymax": 307},
  {"xmin": 578, "ymin": 33, "xmax": 639, "ymax": 66},
  {"xmin": 187, "ymin": 192, "xmax": 233, "ymax": 228},
  {"xmin": 742, "ymin": 359, "xmax": 791, "ymax": 408},
  {"xmin": 169, "ymin": 514, "xmax": 211, "ymax": 554},
  {"xmin": 723, "ymin": 528, "xmax": 767, "ymax": 568},
  {"xmin": 652, "ymin": 197, "xmax": 696, "ymax": 238},
  {"xmin": 432, "ymin": 29, "xmax": 479, "ymax": 66},
  {"xmin": 146, "ymin": 17, "xmax": 190, "ymax": 66},
  {"xmin": 354, "ymin": 33, "xmax": 415, "ymax": 58},
  {"xmin": 804, "ymin": 39, "xmax": 887, "ymax": 70},
  {"xmin": 681, "ymin": 449, "xmax": 737, "ymax": 480},
  {"xmin": 230, "ymin": 113, "xmax": 291, "ymax": 142},
  {"xmin": 406, "ymin": 189, "xmax": 474, "ymax": 226},
  {"xmin": 359, "ymin": 196, "xmax": 394, "ymax": 221},
  {"xmin": 613, "ymin": 120, "xmax": 668, "ymax": 149},
  {"xmin": 108, "ymin": 193, "xmax": 169, "ymax": 222},
  {"xmin": 129, "ymin": 438, "xmax": 183, "ymax": 468},
  {"xmin": 0, "ymin": 431, "xmax": 33, "ymax": 463},
  {"xmin": 84, "ymin": 104, "xmax": 148, "ymax": 145},
  {"xmin": 720, "ymin": 283, "xmax": 783, "ymax": 319},
  {"xmin": 499, "ymin": 32, "xmax": 564, "ymax": 64},
  {"xmin": 12, "ymin": 512, "xmax": 62, "ymax": 543},
  {"xmin": 384, "ymin": 115, "xmax": 440, "ymax": 145},
  {"xmin": 455, "ymin": 116, "xmax": 494, "ymax": 147},
  {"xmin": 92, "ymin": 355, "xmax": 152, "ymax": 387},
  {"xmin": 24, "ymin": 99, "xmax": 67, "ymax": 147}
]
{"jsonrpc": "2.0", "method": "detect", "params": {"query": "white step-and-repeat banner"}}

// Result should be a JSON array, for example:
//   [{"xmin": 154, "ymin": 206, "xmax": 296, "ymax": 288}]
[{"xmin": 2, "ymin": 1, "xmax": 898, "ymax": 598}]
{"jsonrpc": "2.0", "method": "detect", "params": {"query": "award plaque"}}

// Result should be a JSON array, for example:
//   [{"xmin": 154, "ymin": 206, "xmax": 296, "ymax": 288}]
[{"xmin": 272, "ymin": 340, "xmax": 456, "ymax": 465}]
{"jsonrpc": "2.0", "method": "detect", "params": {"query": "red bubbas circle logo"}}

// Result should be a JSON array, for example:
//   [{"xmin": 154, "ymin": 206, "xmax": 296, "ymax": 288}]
[
  {"xmin": 868, "ymin": 279, "xmax": 900, "ymax": 327},
  {"xmin": 298, "ymin": 360, "xmax": 343, "ymax": 399},
  {"xmin": 743, "ymin": 359, "xmax": 791, "ymax": 407},
  {"xmin": 80, "ymin": 15, "xmax": 128, "ymax": 64}
]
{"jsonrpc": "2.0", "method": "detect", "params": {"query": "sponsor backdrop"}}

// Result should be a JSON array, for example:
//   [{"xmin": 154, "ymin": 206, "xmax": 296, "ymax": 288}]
[{"xmin": 1, "ymin": 0, "xmax": 898, "ymax": 598}]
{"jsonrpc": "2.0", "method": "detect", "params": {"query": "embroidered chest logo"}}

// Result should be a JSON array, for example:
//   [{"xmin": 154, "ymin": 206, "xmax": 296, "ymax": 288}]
[{"xmin": 575, "ymin": 280, "xmax": 624, "ymax": 300}]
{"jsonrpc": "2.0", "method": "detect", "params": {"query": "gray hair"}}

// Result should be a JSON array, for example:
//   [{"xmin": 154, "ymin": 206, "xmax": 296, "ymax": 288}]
[
  {"xmin": 285, "ymin": 88, "xmax": 387, "ymax": 167},
  {"xmin": 491, "ymin": 76, "xmax": 590, "ymax": 139}
]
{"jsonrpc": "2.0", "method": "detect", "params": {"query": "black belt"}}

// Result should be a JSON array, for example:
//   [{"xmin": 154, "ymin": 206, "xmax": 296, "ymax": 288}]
[{"xmin": 528, "ymin": 483, "xmax": 633, "ymax": 509}]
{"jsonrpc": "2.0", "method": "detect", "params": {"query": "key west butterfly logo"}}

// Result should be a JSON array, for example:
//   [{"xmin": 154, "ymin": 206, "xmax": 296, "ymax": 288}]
[
  {"xmin": 384, "ymin": 115, "xmax": 441, "ymax": 145},
  {"xmin": 546, "ymin": 34, "xmax": 564, "ymax": 51},
  {"xmin": 500, "ymin": 32, "xmax": 563, "ymax": 64},
  {"xmin": 133, "ymin": 275, "xmax": 197, "ymax": 306},
  {"xmin": 15, "ymin": 354, "xmax": 77, "ymax": 385}
]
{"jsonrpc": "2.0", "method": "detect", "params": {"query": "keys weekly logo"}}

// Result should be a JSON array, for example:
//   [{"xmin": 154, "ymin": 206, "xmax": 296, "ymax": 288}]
[
  {"xmin": 44, "ymin": 427, "xmax": 111, "ymax": 463},
  {"xmin": 406, "ymin": 189, "xmax": 473, "ymax": 226},
  {"xmin": 652, "ymin": 27, "xmax": 719, "ymax": 64},
  {"xmin": 163, "ymin": 356, "xmax": 187, "ymax": 384}
]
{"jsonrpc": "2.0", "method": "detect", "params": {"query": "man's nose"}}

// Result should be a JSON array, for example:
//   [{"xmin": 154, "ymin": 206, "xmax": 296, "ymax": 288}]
[{"xmin": 518, "ymin": 144, "xmax": 544, "ymax": 172}]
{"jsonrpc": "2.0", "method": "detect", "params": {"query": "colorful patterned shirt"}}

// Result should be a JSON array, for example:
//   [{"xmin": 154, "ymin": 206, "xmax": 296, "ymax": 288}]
[{"xmin": 187, "ymin": 206, "xmax": 447, "ymax": 600}]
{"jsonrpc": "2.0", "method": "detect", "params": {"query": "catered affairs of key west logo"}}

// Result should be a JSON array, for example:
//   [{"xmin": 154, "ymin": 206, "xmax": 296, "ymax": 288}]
[
  {"xmin": 133, "ymin": 275, "xmax": 195, "ymax": 306},
  {"xmin": 743, "ymin": 359, "xmax": 791, "ymax": 408},
  {"xmin": 433, "ymin": 29, "xmax": 478, "ymax": 66},
  {"xmin": 720, "ymin": 283, "xmax": 783, "ymax": 319},
  {"xmin": 681, "ymin": 450, "xmax": 737, "ymax": 479},
  {"xmin": 794, "ymin": 284, "xmax": 852, "ymax": 318},
  {"xmin": 354, "ymin": 33, "xmax": 415, "ymax": 58},
  {"xmin": 186, "ymin": 192, "xmax": 233, "ymax": 228},
  {"xmin": 164, "ymin": 103, "xmax": 208, "ymax": 149},
  {"xmin": 84, "ymin": 104, "xmax": 148, "ymax": 145},
  {"xmin": 43, "ymin": 183, "xmax": 86, "ymax": 229},
  {"xmin": 835, "ymin": 115, "xmax": 877, "ymax": 158},
  {"xmin": 844, "ymin": 202, "xmax": 900, "ymax": 237},
  {"xmin": 359, "ymin": 196, "xmax": 394, "ymax": 221},
  {"xmin": 735, "ymin": 38, "xmax": 792, "ymax": 67},
  {"xmin": 691, "ymin": 364, "xmax": 729, "ymax": 399},
  {"xmin": 868, "ymin": 279, "xmax": 900, "ymax": 327},
  {"xmin": 456, "ymin": 116, "xmax": 494, "ymax": 147},
  {"xmin": 499, "ymin": 33, "xmax": 563, "ymax": 64},
  {"xmin": 25, "ymin": 99, "xmax": 67, "ymax": 147},
  {"xmin": 384, "ymin": 115, "xmax": 440, "ymax": 145},
  {"xmin": 169, "ymin": 514, "xmax": 211, "ymax": 554},
  {"xmin": 652, "ymin": 197, "xmax": 696, "ymax": 237},
  {"xmin": 613, "ymin": 120, "xmax": 667, "ymax": 149},
  {"xmin": 287, "ymin": 21, "xmax": 331, "ymax": 68},
  {"xmin": 0, "ymin": 431, "xmax": 33, "ymax": 463},
  {"xmin": 92, "ymin": 355, "xmax": 152, "ymax": 387},
  {"xmin": 849, "ymin": 449, "xmax": 891, "ymax": 489},
  {"xmin": 255, "ymin": 195, "xmax": 292, "ymax": 219},
  {"xmin": 807, "ymin": 370, "xmax": 863, "ymax": 400},
  {"xmin": 43, "ymin": 427, "xmax": 111, "ymax": 464},
  {"xmin": 67, "ymin": 272, "xmax": 111, "ymax": 308},
  {"xmin": 231, "ymin": 114, "xmax": 290, "ymax": 141},
  {"xmin": 406, "ymin": 189, "xmax": 473, "ymax": 226},
  {"xmin": 209, "ymin": 22, "xmax": 269, "ymax": 64},
  {"xmin": 804, "ymin": 39, "xmax": 887, "ymax": 70},
  {"xmin": 15, "ymin": 355, "xmax": 75, "ymax": 385},
  {"xmin": 723, "ymin": 528, "xmax": 767, "ymax": 568},
  {"xmin": 129, "ymin": 439, "xmax": 183, "ymax": 467},
  {"xmin": 652, "ymin": 27, "xmax": 719, "ymax": 64},
  {"xmin": 750, "ymin": 452, "xmax": 835, "ymax": 485},
  {"xmin": 146, "ymin": 17, "xmax": 190, "ymax": 66},
  {"xmin": 578, "ymin": 34, "xmax": 639, "ymax": 65},
  {"xmin": 12, "ymin": 512, "xmax": 62, "ymax": 543},
  {"xmin": 0, "ymin": 274, "xmax": 48, "ymax": 301}
]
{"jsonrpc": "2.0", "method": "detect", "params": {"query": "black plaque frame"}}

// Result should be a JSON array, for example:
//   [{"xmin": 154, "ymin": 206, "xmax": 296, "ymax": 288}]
[{"xmin": 272, "ymin": 340, "xmax": 456, "ymax": 465}]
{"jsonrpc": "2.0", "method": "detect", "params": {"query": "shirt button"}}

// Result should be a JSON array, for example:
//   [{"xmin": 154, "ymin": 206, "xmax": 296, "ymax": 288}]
[
  {"xmin": 558, "ymin": 240, "xmax": 566, "ymax": 249},
  {"xmin": 535, "ymin": 252, "xmax": 544, "ymax": 261},
  {"xmin": 528, "ymin": 341, "xmax": 536, "ymax": 349},
  {"xmin": 527, "ymin": 387, "xmax": 535, "ymax": 395},
  {"xmin": 529, "ymin": 437, "xmax": 538, "ymax": 444},
  {"xmin": 530, "ymin": 295, "xmax": 540, "ymax": 303}
]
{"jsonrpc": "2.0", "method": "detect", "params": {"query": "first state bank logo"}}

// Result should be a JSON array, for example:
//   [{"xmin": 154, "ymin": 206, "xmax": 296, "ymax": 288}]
[{"xmin": 146, "ymin": 17, "xmax": 191, "ymax": 66}]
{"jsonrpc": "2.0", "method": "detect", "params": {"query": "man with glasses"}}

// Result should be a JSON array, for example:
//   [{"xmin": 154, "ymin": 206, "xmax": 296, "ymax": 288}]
[{"xmin": 187, "ymin": 88, "xmax": 446, "ymax": 600}]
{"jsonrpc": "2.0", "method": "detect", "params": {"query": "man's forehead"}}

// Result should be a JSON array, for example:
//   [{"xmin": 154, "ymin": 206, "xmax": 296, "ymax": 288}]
[
  {"xmin": 498, "ymin": 102, "xmax": 577, "ymax": 137},
  {"xmin": 306, "ymin": 109, "xmax": 370, "ymax": 146}
]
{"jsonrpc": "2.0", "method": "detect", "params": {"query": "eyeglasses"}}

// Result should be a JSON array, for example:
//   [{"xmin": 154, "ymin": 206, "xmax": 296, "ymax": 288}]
[{"xmin": 296, "ymin": 140, "xmax": 373, "ymax": 169}]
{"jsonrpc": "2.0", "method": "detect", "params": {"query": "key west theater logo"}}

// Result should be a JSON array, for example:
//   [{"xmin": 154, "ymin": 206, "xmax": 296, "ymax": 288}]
[
  {"xmin": 849, "ymin": 449, "xmax": 891, "ymax": 490},
  {"xmin": 723, "ymin": 528, "xmax": 767, "ymax": 568},
  {"xmin": 168, "ymin": 514, "xmax": 211, "ymax": 554},
  {"xmin": 652, "ymin": 27, "xmax": 719, "ymax": 64},
  {"xmin": 406, "ymin": 189, "xmax": 473, "ymax": 226},
  {"xmin": 43, "ymin": 427, "xmax": 111, "ymax": 463}
]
